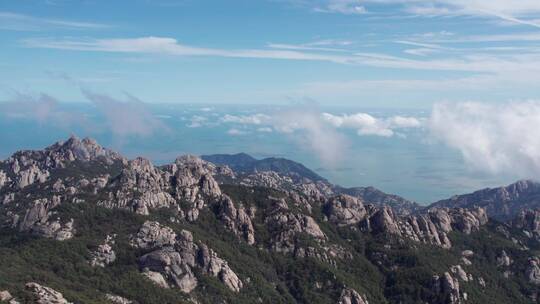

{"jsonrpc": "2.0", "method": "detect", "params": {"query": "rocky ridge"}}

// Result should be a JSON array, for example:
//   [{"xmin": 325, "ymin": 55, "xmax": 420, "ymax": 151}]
[{"xmin": 0, "ymin": 136, "xmax": 539, "ymax": 304}]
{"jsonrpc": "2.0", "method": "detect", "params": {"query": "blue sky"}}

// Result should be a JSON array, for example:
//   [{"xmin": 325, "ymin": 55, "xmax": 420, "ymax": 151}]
[{"xmin": 2, "ymin": 0, "xmax": 540, "ymax": 107}]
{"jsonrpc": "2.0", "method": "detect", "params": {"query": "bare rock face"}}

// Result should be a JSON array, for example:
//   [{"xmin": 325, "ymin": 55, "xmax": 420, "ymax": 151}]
[
  {"xmin": 105, "ymin": 294, "xmax": 132, "ymax": 304},
  {"xmin": 324, "ymin": 194, "xmax": 367, "ymax": 226},
  {"xmin": 25, "ymin": 282, "xmax": 72, "ymax": 304},
  {"xmin": 266, "ymin": 207, "xmax": 326, "ymax": 253},
  {"xmin": 497, "ymin": 250, "xmax": 512, "ymax": 267},
  {"xmin": 105, "ymin": 157, "xmax": 176, "ymax": 215},
  {"xmin": 367, "ymin": 206, "xmax": 401, "ymax": 235},
  {"xmin": 0, "ymin": 170, "xmax": 9, "ymax": 189},
  {"xmin": 361, "ymin": 206, "xmax": 488, "ymax": 248},
  {"xmin": 130, "ymin": 221, "xmax": 177, "ymax": 250},
  {"xmin": 167, "ymin": 155, "xmax": 222, "ymax": 201},
  {"xmin": 16, "ymin": 164, "xmax": 50, "ymax": 189},
  {"xmin": 512, "ymin": 209, "xmax": 540, "ymax": 239},
  {"xmin": 526, "ymin": 257, "xmax": 540, "ymax": 285},
  {"xmin": 139, "ymin": 246, "xmax": 198, "ymax": 293},
  {"xmin": 431, "ymin": 273, "xmax": 463, "ymax": 304},
  {"xmin": 450, "ymin": 265, "xmax": 470, "ymax": 282},
  {"xmin": 0, "ymin": 290, "xmax": 17, "ymax": 303},
  {"xmin": 215, "ymin": 195, "xmax": 255, "ymax": 245},
  {"xmin": 90, "ymin": 235, "xmax": 116, "ymax": 267},
  {"xmin": 17, "ymin": 197, "xmax": 75, "ymax": 241},
  {"xmin": 44, "ymin": 136, "xmax": 123, "ymax": 165},
  {"xmin": 338, "ymin": 288, "xmax": 368, "ymax": 304},
  {"xmin": 132, "ymin": 221, "xmax": 242, "ymax": 293},
  {"xmin": 198, "ymin": 244, "xmax": 243, "ymax": 292}
]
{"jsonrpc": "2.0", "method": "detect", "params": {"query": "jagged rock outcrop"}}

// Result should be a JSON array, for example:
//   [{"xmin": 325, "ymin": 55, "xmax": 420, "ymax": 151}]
[
  {"xmin": 431, "ymin": 272, "xmax": 463, "ymax": 304},
  {"xmin": 130, "ymin": 221, "xmax": 177, "ymax": 250},
  {"xmin": 0, "ymin": 170, "xmax": 9, "ymax": 189},
  {"xmin": 266, "ymin": 203, "xmax": 326, "ymax": 253},
  {"xmin": 450, "ymin": 265, "xmax": 470, "ymax": 282},
  {"xmin": 361, "ymin": 206, "xmax": 487, "ymax": 248},
  {"xmin": 17, "ymin": 197, "xmax": 75, "ymax": 240},
  {"xmin": 90, "ymin": 235, "xmax": 116, "ymax": 267},
  {"xmin": 25, "ymin": 282, "xmax": 72, "ymax": 304},
  {"xmin": 103, "ymin": 157, "xmax": 176, "ymax": 215},
  {"xmin": 215, "ymin": 195, "xmax": 255, "ymax": 245},
  {"xmin": 198, "ymin": 244, "xmax": 243, "ymax": 292},
  {"xmin": 44, "ymin": 136, "xmax": 123, "ymax": 165},
  {"xmin": 168, "ymin": 155, "xmax": 222, "ymax": 200},
  {"xmin": 338, "ymin": 288, "xmax": 368, "ymax": 304},
  {"xmin": 526, "ymin": 257, "xmax": 540, "ymax": 285},
  {"xmin": 512, "ymin": 209, "xmax": 540, "ymax": 239},
  {"xmin": 105, "ymin": 294, "xmax": 132, "ymax": 304},
  {"xmin": 132, "ymin": 221, "xmax": 242, "ymax": 293},
  {"xmin": 16, "ymin": 164, "xmax": 50, "ymax": 189},
  {"xmin": 324, "ymin": 194, "xmax": 366, "ymax": 226},
  {"xmin": 2, "ymin": 136, "xmax": 122, "ymax": 191},
  {"xmin": 0, "ymin": 290, "xmax": 18, "ymax": 304}
]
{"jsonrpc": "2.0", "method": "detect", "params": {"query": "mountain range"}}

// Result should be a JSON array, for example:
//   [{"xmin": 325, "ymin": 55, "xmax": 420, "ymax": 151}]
[{"xmin": 0, "ymin": 136, "xmax": 539, "ymax": 304}]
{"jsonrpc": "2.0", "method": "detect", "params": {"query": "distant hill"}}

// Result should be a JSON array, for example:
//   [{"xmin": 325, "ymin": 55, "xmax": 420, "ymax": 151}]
[
  {"xmin": 430, "ymin": 180, "xmax": 540, "ymax": 220},
  {"xmin": 201, "ymin": 153, "xmax": 327, "ymax": 182}
]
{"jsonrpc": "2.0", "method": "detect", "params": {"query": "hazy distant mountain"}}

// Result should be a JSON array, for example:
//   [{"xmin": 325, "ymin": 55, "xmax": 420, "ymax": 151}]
[
  {"xmin": 0, "ymin": 137, "xmax": 539, "ymax": 303},
  {"xmin": 430, "ymin": 180, "xmax": 540, "ymax": 220}
]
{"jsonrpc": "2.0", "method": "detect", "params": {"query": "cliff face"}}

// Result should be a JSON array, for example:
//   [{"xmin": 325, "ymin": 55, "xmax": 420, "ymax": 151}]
[{"xmin": 0, "ymin": 136, "xmax": 539, "ymax": 304}]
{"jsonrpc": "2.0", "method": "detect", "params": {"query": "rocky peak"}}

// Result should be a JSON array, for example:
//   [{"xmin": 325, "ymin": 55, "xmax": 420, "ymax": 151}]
[
  {"xmin": 324, "ymin": 194, "xmax": 367, "ymax": 226},
  {"xmin": 45, "ymin": 135, "xmax": 123, "ymax": 165}
]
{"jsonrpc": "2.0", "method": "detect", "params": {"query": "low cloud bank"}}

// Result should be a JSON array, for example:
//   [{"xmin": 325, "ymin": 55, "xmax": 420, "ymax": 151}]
[
  {"xmin": 81, "ymin": 89, "xmax": 168, "ymax": 138},
  {"xmin": 429, "ymin": 101, "xmax": 540, "ymax": 177},
  {"xmin": 1, "ymin": 90, "xmax": 168, "ymax": 140}
]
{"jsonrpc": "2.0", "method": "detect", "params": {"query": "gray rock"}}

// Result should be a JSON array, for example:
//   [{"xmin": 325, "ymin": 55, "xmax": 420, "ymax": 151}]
[
  {"xmin": 131, "ymin": 221, "xmax": 177, "ymax": 250},
  {"xmin": 0, "ymin": 170, "xmax": 9, "ymax": 189},
  {"xmin": 198, "ymin": 244, "xmax": 243, "ymax": 292},
  {"xmin": 432, "ymin": 273, "xmax": 462, "ymax": 304},
  {"xmin": 324, "ymin": 194, "xmax": 367, "ymax": 226},
  {"xmin": 25, "ymin": 282, "xmax": 72, "ymax": 304},
  {"xmin": 338, "ymin": 288, "xmax": 368, "ymax": 304},
  {"xmin": 90, "ymin": 235, "xmax": 116, "ymax": 267},
  {"xmin": 216, "ymin": 195, "xmax": 255, "ymax": 245},
  {"xmin": 105, "ymin": 294, "xmax": 132, "ymax": 304},
  {"xmin": 526, "ymin": 257, "xmax": 540, "ymax": 285}
]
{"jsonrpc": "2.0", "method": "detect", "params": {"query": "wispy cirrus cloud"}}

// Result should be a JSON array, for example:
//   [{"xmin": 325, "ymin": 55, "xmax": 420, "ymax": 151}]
[
  {"xmin": 20, "ymin": 36, "xmax": 540, "ymax": 74},
  {"xmin": 288, "ymin": 0, "xmax": 540, "ymax": 28},
  {"xmin": 0, "ymin": 11, "xmax": 109, "ymax": 31}
]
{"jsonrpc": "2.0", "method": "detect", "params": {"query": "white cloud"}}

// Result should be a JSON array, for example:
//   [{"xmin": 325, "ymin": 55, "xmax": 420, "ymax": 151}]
[
  {"xmin": 81, "ymin": 89, "xmax": 169, "ymax": 138},
  {"xmin": 22, "ymin": 36, "xmax": 540, "ymax": 76},
  {"xmin": 257, "ymin": 127, "xmax": 273, "ymax": 133},
  {"xmin": 428, "ymin": 101, "xmax": 540, "ymax": 177},
  {"xmin": 314, "ymin": 0, "xmax": 367, "ymax": 15},
  {"xmin": 322, "ymin": 112, "xmax": 421, "ymax": 137},
  {"xmin": 221, "ymin": 113, "xmax": 271, "ymax": 125},
  {"xmin": 0, "ymin": 11, "xmax": 108, "ymax": 31},
  {"xmin": 187, "ymin": 115, "xmax": 208, "ymax": 128},
  {"xmin": 227, "ymin": 128, "xmax": 247, "ymax": 136},
  {"xmin": 272, "ymin": 108, "xmax": 349, "ymax": 167}
]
